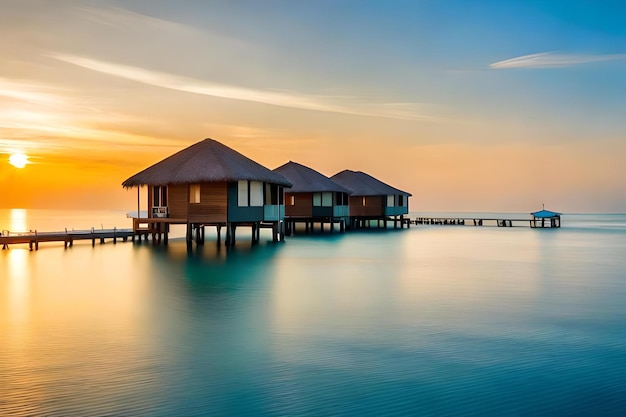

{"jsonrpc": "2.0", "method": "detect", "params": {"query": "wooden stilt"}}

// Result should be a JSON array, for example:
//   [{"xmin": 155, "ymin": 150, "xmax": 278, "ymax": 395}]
[{"xmin": 186, "ymin": 223, "xmax": 192, "ymax": 244}]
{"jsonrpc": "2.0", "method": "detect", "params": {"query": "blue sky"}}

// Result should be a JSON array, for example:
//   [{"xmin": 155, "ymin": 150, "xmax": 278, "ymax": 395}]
[{"xmin": 1, "ymin": 0, "xmax": 625, "ymax": 211}]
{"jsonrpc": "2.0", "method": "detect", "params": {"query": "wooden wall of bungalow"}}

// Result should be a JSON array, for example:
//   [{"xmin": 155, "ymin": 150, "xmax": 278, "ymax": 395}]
[
  {"xmin": 349, "ymin": 194, "xmax": 409, "ymax": 217},
  {"xmin": 285, "ymin": 191, "xmax": 349, "ymax": 218},
  {"xmin": 147, "ymin": 180, "xmax": 284, "ymax": 224}
]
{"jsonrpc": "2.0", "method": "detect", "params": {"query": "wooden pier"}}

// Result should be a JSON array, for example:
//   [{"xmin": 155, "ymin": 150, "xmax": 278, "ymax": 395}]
[
  {"xmin": 414, "ymin": 216, "xmax": 559, "ymax": 228},
  {"xmin": 1, "ymin": 228, "xmax": 135, "ymax": 251}
]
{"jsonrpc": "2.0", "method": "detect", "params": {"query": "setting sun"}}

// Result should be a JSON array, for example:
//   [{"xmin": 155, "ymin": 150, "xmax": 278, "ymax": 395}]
[{"xmin": 9, "ymin": 153, "xmax": 29, "ymax": 168}]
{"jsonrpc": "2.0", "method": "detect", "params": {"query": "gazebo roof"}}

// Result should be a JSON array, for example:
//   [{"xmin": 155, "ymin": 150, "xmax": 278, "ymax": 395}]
[
  {"xmin": 531, "ymin": 209, "xmax": 561, "ymax": 218},
  {"xmin": 330, "ymin": 170, "xmax": 412, "ymax": 197},
  {"xmin": 122, "ymin": 138, "xmax": 292, "ymax": 188},
  {"xmin": 274, "ymin": 161, "xmax": 351, "ymax": 194}
]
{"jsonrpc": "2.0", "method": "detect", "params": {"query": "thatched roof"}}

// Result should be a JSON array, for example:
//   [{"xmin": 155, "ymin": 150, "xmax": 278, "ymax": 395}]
[
  {"xmin": 274, "ymin": 161, "xmax": 352, "ymax": 194},
  {"xmin": 122, "ymin": 138, "xmax": 292, "ymax": 187},
  {"xmin": 331, "ymin": 170, "xmax": 412, "ymax": 197}
]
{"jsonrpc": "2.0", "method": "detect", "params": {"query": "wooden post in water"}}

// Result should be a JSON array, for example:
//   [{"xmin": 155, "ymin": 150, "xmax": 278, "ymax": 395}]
[
  {"xmin": 186, "ymin": 223, "xmax": 192, "ymax": 245},
  {"xmin": 225, "ymin": 223, "xmax": 231, "ymax": 247}
]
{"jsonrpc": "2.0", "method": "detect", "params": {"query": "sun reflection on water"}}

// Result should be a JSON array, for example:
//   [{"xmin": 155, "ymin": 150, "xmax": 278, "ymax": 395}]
[
  {"xmin": 9, "ymin": 208, "xmax": 28, "ymax": 232},
  {"xmin": 6, "ymin": 249, "xmax": 30, "ymax": 326}
]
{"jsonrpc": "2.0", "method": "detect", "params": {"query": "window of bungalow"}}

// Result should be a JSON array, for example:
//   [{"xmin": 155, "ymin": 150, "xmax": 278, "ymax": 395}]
[
  {"xmin": 313, "ymin": 192, "xmax": 333, "ymax": 207},
  {"xmin": 387, "ymin": 195, "xmax": 395, "ymax": 207},
  {"xmin": 321, "ymin": 192, "xmax": 332, "ymax": 207},
  {"xmin": 189, "ymin": 184, "xmax": 200, "ymax": 203},
  {"xmin": 336, "ymin": 192, "xmax": 348, "ymax": 206},
  {"xmin": 271, "ymin": 183, "xmax": 288, "ymax": 206},
  {"xmin": 238, "ymin": 180, "xmax": 249, "ymax": 206},
  {"xmin": 238, "ymin": 180, "xmax": 263, "ymax": 207},
  {"xmin": 250, "ymin": 181, "xmax": 263, "ymax": 206},
  {"xmin": 265, "ymin": 183, "xmax": 279, "ymax": 205},
  {"xmin": 399, "ymin": 195, "xmax": 405, "ymax": 207},
  {"xmin": 153, "ymin": 186, "xmax": 167, "ymax": 207},
  {"xmin": 362, "ymin": 196, "xmax": 366, "ymax": 206},
  {"xmin": 313, "ymin": 192, "xmax": 321, "ymax": 207},
  {"xmin": 265, "ymin": 182, "xmax": 278, "ymax": 206}
]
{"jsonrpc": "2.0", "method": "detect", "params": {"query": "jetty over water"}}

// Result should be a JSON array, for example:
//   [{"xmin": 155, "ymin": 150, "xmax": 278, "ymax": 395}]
[
  {"xmin": 415, "ymin": 217, "xmax": 533, "ymax": 227},
  {"xmin": 415, "ymin": 209, "xmax": 561, "ymax": 228},
  {"xmin": 1, "ymin": 228, "xmax": 135, "ymax": 251}
]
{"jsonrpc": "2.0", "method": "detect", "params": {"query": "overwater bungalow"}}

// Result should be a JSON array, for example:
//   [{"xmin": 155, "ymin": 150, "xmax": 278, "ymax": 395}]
[
  {"xmin": 273, "ymin": 161, "xmax": 351, "ymax": 234},
  {"xmin": 122, "ymin": 138, "xmax": 292, "ymax": 246},
  {"xmin": 330, "ymin": 170, "xmax": 411, "ymax": 229},
  {"xmin": 531, "ymin": 207, "xmax": 561, "ymax": 228}
]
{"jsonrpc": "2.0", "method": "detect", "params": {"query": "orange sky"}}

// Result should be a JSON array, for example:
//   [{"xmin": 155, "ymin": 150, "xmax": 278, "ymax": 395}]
[{"xmin": 1, "ymin": 2, "xmax": 625, "ymax": 213}]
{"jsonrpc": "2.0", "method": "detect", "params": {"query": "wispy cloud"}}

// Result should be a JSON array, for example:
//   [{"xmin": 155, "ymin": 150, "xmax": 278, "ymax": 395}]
[
  {"xmin": 490, "ymin": 52, "xmax": 626, "ymax": 69},
  {"xmin": 0, "ymin": 78, "xmax": 68, "ymax": 106},
  {"xmin": 50, "ymin": 53, "xmax": 437, "ymax": 122}
]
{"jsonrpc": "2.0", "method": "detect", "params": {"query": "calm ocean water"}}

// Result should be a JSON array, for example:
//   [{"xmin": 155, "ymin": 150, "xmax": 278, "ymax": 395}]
[{"xmin": 2, "ymin": 209, "xmax": 626, "ymax": 416}]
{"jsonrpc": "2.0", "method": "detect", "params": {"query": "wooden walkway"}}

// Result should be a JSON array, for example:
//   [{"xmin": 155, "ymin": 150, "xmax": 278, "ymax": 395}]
[
  {"xmin": 1, "ymin": 228, "xmax": 135, "ymax": 251},
  {"xmin": 415, "ymin": 217, "xmax": 560, "ymax": 229},
  {"xmin": 414, "ymin": 217, "xmax": 552, "ymax": 228}
]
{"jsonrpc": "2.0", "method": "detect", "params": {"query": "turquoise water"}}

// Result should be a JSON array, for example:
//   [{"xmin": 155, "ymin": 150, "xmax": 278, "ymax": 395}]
[{"xmin": 2, "ymin": 210, "xmax": 626, "ymax": 416}]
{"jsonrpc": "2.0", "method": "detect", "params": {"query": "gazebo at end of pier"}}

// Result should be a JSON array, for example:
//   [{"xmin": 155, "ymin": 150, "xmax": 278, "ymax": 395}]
[{"xmin": 531, "ymin": 207, "xmax": 561, "ymax": 228}]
